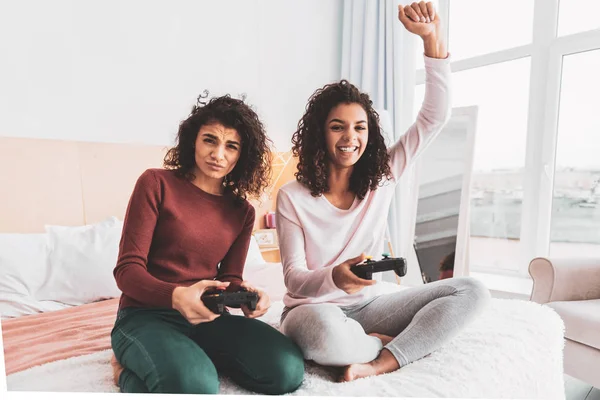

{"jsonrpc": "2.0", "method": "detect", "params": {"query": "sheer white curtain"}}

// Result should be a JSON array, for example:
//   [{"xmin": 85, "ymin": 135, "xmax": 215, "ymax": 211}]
[{"xmin": 340, "ymin": 0, "xmax": 421, "ymax": 278}]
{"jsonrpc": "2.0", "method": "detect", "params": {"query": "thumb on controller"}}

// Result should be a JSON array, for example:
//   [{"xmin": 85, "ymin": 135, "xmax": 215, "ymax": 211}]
[{"xmin": 345, "ymin": 253, "xmax": 367, "ymax": 266}]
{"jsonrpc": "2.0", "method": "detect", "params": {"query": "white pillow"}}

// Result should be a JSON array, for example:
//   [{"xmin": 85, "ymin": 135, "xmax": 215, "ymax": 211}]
[
  {"xmin": 244, "ymin": 235, "xmax": 266, "ymax": 271},
  {"xmin": 0, "ymin": 233, "xmax": 71, "ymax": 318},
  {"xmin": 36, "ymin": 216, "xmax": 123, "ymax": 306},
  {"xmin": 0, "ymin": 233, "xmax": 48, "ymax": 296}
]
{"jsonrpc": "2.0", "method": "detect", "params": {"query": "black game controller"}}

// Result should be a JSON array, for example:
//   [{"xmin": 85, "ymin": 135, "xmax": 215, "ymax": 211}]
[
  {"xmin": 350, "ymin": 253, "xmax": 407, "ymax": 280},
  {"xmin": 201, "ymin": 288, "xmax": 259, "ymax": 314}
]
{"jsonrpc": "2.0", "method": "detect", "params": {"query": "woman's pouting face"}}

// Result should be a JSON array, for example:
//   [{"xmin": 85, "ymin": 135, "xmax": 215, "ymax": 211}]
[{"xmin": 193, "ymin": 122, "xmax": 242, "ymax": 183}]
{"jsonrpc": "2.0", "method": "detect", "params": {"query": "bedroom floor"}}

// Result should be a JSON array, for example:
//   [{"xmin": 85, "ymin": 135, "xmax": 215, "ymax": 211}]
[{"xmin": 565, "ymin": 375, "xmax": 600, "ymax": 400}]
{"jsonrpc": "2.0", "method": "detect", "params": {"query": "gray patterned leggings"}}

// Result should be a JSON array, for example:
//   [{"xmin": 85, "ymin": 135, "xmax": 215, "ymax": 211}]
[{"xmin": 280, "ymin": 277, "xmax": 490, "ymax": 367}]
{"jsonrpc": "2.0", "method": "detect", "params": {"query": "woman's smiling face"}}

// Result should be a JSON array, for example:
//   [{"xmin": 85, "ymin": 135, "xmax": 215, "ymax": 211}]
[{"xmin": 324, "ymin": 102, "xmax": 369, "ymax": 169}]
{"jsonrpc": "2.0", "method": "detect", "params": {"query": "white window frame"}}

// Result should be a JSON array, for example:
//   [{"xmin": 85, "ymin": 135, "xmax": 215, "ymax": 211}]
[{"xmin": 415, "ymin": 0, "xmax": 600, "ymax": 278}]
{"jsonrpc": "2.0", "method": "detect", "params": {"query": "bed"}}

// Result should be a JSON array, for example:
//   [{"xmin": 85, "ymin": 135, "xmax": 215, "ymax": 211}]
[{"xmin": 1, "ymin": 137, "xmax": 567, "ymax": 398}]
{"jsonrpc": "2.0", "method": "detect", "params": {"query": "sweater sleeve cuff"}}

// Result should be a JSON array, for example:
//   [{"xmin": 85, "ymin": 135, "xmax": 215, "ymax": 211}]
[
  {"xmin": 152, "ymin": 281, "xmax": 179, "ymax": 308},
  {"xmin": 423, "ymin": 52, "xmax": 451, "ymax": 66},
  {"xmin": 222, "ymin": 278, "xmax": 243, "ymax": 292},
  {"xmin": 324, "ymin": 265, "xmax": 346, "ymax": 296}
]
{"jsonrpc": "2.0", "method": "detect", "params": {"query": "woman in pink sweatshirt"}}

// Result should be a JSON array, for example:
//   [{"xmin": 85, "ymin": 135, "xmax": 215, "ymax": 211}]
[{"xmin": 276, "ymin": 2, "xmax": 490, "ymax": 382}]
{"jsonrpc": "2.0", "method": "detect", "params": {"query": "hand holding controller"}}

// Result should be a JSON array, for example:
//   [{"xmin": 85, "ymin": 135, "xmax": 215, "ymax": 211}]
[
  {"xmin": 172, "ymin": 280, "xmax": 230, "ymax": 325},
  {"xmin": 350, "ymin": 253, "xmax": 407, "ymax": 280},
  {"xmin": 201, "ymin": 288, "xmax": 259, "ymax": 314},
  {"xmin": 332, "ymin": 253, "xmax": 378, "ymax": 295}
]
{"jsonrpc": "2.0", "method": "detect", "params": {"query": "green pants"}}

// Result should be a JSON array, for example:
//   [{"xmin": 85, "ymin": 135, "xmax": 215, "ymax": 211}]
[{"xmin": 111, "ymin": 307, "xmax": 305, "ymax": 395}]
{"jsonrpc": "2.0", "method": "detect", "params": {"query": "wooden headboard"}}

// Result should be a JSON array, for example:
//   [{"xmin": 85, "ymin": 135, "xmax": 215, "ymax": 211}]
[{"xmin": 0, "ymin": 137, "xmax": 297, "ymax": 233}]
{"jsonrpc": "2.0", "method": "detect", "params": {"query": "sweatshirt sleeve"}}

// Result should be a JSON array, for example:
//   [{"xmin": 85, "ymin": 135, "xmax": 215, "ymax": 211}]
[
  {"xmin": 389, "ymin": 54, "xmax": 452, "ymax": 180},
  {"xmin": 276, "ymin": 189, "xmax": 346, "ymax": 299},
  {"xmin": 113, "ymin": 170, "xmax": 179, "ymax": 308}
]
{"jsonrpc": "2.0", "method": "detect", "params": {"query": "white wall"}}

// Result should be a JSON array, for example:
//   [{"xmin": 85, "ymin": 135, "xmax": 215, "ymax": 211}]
[{"xmin": 0, "ymin": 0, "xmax": 342, "ymax": 150}]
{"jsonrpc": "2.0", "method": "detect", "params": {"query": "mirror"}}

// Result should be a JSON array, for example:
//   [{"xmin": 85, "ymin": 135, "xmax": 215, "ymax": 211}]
[{"xmin": 413, "ymin": 106, "xmax": 478, "ymax": 283}]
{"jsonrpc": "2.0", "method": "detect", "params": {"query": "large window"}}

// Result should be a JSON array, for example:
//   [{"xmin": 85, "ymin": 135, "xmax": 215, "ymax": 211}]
[
  {"xmin": 454, "ymin": 59, "xmax": 530, "ymax": 272},
  {"xmin": 549, "ymin": 49, "xmax": 600, "ymax": 258},
  {"xmin": 557, "ymin": 0, "xmax": 600, "ymax": 37},
  {"xmin": 415, "ymin": 0, "xmax": 600, "ymax": 276},
  {"xmin": 448, "ymin": 0, "xmax": 534, "ymax": 61}
]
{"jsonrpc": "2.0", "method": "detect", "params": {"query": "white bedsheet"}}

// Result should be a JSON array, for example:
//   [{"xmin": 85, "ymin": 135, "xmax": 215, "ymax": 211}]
[{"xmin": 7, "ymin": 293, "xmax": 566, "ymax": 399}]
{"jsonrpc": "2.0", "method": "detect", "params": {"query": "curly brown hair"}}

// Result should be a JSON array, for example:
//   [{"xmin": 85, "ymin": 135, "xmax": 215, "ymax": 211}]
[
  {"xmin": 291, "ymin": 80, "xmax": 392, "ymax": 200},
  {"xmin": 164, "ymin": 91, "xmax": 273, "ymax": 201}
]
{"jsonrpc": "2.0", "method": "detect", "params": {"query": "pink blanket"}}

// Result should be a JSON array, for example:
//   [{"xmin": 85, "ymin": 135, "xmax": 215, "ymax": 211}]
[
  {"xmin": 2, "ymin": 298, "xmax": 119, "ymax": 375},
  {"xmin": 2, "ymin": 262, "xmax": 286, "ymax": 376}
]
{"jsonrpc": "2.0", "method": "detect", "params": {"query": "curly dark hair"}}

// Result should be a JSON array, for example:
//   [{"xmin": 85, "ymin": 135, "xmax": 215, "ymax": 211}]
[
  {"xmin": 291, "ymin": 80, "xmax": 392, "ymax": 200},
  {"xmin": 164, "ymin": 91, "xmax": 273, "ymax": 201}
]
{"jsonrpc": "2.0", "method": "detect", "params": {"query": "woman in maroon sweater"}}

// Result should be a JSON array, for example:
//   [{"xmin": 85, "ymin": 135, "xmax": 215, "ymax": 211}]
[{"xmin": 110, "ymin": 94, "xmax": 304, "ymax": 394}]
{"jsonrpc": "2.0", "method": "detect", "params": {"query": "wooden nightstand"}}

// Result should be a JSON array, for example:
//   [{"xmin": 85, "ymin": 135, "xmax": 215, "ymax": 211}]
[
  {"xmin": 260, "ymin": 247, "xmax": 281, "ymax": 263},
  {"xmin": 253, "ymin": 228, "xmax": 280, "ymax": 263}
]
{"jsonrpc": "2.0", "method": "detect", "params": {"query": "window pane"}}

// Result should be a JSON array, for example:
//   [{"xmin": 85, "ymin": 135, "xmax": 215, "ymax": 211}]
[
  {"xmin": 558, "ymin": 0, "xmax": 600, "ymax": 37},
  {"xmin": 414, "ymin": 57, "xmax": 531, "ymax": 271},
  {"xmin": 448, "ymin": 0, "xmax": 534, "ymax": 61},
  {"xmin": 549, "ymin": 49, "xmax": 600, "ymax": 258}
]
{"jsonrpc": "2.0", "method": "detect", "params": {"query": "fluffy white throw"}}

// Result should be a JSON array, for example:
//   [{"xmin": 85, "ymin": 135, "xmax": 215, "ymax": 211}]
[{"xmin": 7, "ymin": 299, "xmax": 565, "ymax": 399}]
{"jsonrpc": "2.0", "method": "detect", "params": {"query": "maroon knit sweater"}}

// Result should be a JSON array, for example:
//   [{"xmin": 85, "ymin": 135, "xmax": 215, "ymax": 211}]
[{"xmin": 113, "ymin": 168, "xmax": 255, "ymax": 310}]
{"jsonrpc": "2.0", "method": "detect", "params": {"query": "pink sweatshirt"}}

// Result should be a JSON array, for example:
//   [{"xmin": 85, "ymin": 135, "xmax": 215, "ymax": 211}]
[{"xmin": 276, "ymin": 55, "xmax": 452, "ymax": 309}]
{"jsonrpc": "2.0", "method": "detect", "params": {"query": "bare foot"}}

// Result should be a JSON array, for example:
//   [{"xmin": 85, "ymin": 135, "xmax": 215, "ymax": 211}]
[
  {"xmin": 339, "ymin": 363, "xmax": 377, "ymax": 382},
  {"xmin": 339, "ymin": 349, "xmax": 400, "ymax": 382},
  {"xmin": 110, "ymin": 354, "xmax": 124, "ymax": 386},
  {"xmin": 368, "ymin": 332, "xmax": 394, "ymax": 346}
]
